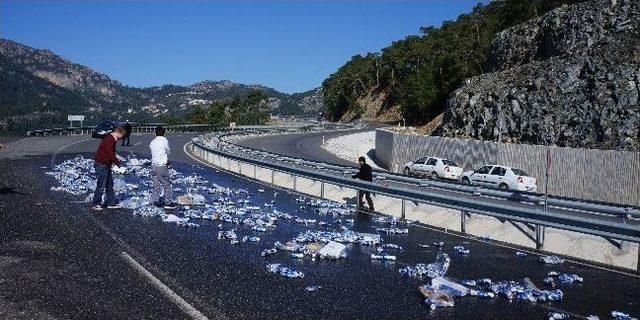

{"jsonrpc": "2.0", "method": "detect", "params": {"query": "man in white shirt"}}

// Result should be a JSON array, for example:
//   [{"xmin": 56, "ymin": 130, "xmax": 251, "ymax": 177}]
[{"xmin": 149, "ymin": 126, "xmax": 176, "ymax": 209}]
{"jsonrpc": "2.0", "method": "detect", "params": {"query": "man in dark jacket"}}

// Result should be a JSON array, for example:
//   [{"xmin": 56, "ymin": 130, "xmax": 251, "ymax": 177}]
[
  {"xmin": 352, "ymin": 156, "xmax": 374, "ymax": 212},
  {"xmin": 91, "ymin": 126, "xmax": 125, "ymax": 211},
  {"xmin": 122, "ymin": 121, "xmax": 132, "ymax": 146}
]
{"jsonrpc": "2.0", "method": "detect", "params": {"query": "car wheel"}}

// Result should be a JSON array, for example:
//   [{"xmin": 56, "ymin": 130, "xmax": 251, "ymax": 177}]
[
  {"xmin": 499, "ymin": 183, "xmax": 509, "ymax": 191},
  {"xmin": 431, "ymin": 171, "xmax": 439, "ymax": 179},
  {"xmin": 462, "ymin": 177, "xmax": 470, "ymax": 184},
  {"xmin": 403, "ymin": 167, "xmax": 411, "ymax": 175}
]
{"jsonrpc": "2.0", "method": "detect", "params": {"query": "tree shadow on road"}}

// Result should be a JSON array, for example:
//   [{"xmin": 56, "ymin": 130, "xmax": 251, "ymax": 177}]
[{"xmin": 0, "ymin": 187, "xmax": 27, "ymax": 196}]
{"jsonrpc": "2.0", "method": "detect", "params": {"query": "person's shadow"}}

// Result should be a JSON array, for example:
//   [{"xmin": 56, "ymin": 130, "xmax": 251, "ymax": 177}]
[
  {"xmin": 343, "ymin": 196, "xmax": 358, "ymax": 206},
  {"xmin": 0, "ymin": 187, "xmax": 27, "ymax": 195}
]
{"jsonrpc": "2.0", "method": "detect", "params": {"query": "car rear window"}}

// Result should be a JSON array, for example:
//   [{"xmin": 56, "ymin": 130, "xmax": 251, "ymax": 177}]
[
  {"xmin": 442, "ymin": 159, "xmax": 458, "ymax": 166},
  {"xmin": 511, "ymin": 168, "xmax": 529, "ymax": 176}
]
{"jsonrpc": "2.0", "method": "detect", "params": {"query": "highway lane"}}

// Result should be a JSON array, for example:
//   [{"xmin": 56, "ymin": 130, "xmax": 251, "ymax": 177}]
[
  {"xmin": 0, "ymin": 137, "xmax": 193, "ymax": 319},
  {"xmin": 235, "ymin": 128, "xmax": 367, "ymax": 167},
  {"xmin": 1, "ymin": 132, "xmax": 639, "ymax": 319}
]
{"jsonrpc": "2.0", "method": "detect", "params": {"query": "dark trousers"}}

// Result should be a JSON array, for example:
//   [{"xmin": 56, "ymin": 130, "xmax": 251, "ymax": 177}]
[
  {"xmin": 357, "ymin": 190, "xmax": 374, "ymax": 211},
  {"xmin": 122, "ymin": 134, "xmax": 130, "ymax": 146},
  {"xmin": 92, "ymin": 163, "xmax": 117, "ymax": 206}
]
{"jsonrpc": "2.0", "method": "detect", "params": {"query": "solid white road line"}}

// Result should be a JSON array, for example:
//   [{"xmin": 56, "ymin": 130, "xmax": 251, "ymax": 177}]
[
  {"xmin": 120, "ymin": 252, "xmax": 209, "ymax": 320},
  {"xmin": 49, "ymin": 137, "xmax": 93, "ymax": 167}
]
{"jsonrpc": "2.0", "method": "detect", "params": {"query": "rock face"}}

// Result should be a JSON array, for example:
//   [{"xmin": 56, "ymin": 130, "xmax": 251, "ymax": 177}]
[
  {"xmin": 440, "ymin": 0, "xmax": 640, "ymax": 151},
  {"xmin": 295, "ymin": 88, "xmax": 324, "ymax": 113}
]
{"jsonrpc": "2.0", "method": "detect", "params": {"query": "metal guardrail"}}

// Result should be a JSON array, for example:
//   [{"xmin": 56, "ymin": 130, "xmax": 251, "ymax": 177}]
[
  {"xmin": 214, "ymin": 130, "xmax": 640, "ymax": 220},
  {"xmin": 25, "ymin": 122, "xmax": 334, "ymax": 137},
  {"xmin": 191, "ymin": 137, "xmax": 640, "ymax": 243}
]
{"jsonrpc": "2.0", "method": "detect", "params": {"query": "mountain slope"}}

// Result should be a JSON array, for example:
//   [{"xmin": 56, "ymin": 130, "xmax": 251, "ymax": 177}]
[
  {"xmin": 0, "ymin": 39, "xmax": 323, "ymax": 131},
  {"xmin": 321, "ymin": 0, "xmax": 584, "ymax": 124},
  {"xmin": 439, "ymin": 0, "xmax": 639, "ymax": 151},
  {"xmin": 0, "ymin": 55, "xmax": 89, "ymax": 131}
]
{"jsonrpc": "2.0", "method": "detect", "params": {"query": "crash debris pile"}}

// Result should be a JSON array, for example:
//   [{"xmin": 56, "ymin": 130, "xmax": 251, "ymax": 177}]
[{"xmin": 408, "ymin": 252, "xmax": 567, "ymax": 310}]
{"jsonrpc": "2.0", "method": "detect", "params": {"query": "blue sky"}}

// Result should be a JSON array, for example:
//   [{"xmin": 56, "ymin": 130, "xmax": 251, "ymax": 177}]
[{"xmin": 1, "ymin": 1, "xmax": 482, "ymax": 93}]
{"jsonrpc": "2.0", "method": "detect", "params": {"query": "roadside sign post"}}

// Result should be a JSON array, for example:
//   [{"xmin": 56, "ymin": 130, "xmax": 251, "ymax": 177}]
[
  {"xmin": 68, "ymin": 115, "xmax": 85, "ymax": 128},
  {"xmin": 545, "ymin": 148, "xmax": 551, "ymax": 212}
]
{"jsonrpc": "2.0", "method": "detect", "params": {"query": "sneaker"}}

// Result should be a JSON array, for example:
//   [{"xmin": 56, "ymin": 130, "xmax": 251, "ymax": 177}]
[
  {"xmin": 163, "ymin": 203, "xmax": 177, "ymax": 210},
  {"xmin": 106, "ymin": 204, "xmax": 122, "ymax": 209},
  {"xmin": 91, "ymin": 205, "xmax": 104, "ymax": 211}
]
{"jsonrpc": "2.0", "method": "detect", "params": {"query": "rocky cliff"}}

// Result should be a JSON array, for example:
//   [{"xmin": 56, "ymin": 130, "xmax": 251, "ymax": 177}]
[{"xmin": 439, "ymin": 0, "xmax": 640, "ymax": 151}]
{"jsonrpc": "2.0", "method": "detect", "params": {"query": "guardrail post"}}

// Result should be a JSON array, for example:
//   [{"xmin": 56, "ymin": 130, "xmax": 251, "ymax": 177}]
[
  {"xmin": 292, "ymin": 162, "xmax": 297, "ymax": 190},
  {"xmin": 271, "ymin": 170, "xmax": 275, "ymax": 184},
  {"xmin": 535, "ymin": 225, "xmax": 545, "ymax": 250},
  {"xmin": 253, "ymin": 165, "xmax": 257, "ymax": 179},
  {"xmin": 320, "ymin": 181, "xmax": 325, "ymax": 198},
  {"xmin": 401, "ymin": 199, "xmax": 406, "ymax": 219},
  {"xmin": 461, "ymin": 210, "xmax": 467, "ymax": 234}
]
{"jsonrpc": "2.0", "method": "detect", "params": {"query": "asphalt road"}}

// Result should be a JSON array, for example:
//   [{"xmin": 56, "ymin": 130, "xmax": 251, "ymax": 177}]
[
  {"xmin": 0, "ymin": 133, "xmax": 639, "ymax": 319},
  {"xmin": 235, "ymin": 129, "xmax": 365, "ymax": 167}
]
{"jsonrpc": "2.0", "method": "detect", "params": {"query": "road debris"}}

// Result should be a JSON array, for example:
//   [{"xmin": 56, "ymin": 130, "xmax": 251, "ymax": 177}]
[
  {"xmin": 266, "ymin": 263, "xmax": 305, "ymax": 278},
  {"xmin": 540, "ymin": 255, "xmax": 565, "ymax": 265}
]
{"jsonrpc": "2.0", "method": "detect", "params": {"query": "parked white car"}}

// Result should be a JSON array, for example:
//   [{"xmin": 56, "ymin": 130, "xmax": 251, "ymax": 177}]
[
  {"xmin": 403, "ymin": 157, "xmax": 464, "ymax": 180},
  {"xmin": 460, "ymin": 165, "xmax": 537, "ymax": 192}
]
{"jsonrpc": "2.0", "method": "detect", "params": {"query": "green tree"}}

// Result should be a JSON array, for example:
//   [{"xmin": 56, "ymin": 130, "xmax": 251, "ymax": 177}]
[
  {"xmin": 185, "ymin": 107, "xmax": 208, "ymax": 124},
  {"xmin": 207, "ymin": 101, "xmax": 227, "ymax": 126}
]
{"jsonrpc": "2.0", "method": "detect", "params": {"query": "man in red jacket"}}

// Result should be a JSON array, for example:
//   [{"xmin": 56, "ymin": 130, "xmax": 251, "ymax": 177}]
[{"xmin": 91, "ymin": 127, "xmax": 126, "ymax": 211}]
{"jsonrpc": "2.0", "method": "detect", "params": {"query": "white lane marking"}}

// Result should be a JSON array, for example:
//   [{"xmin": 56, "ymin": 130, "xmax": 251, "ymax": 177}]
[
  {"xmin": 50, "ymin": 138, "xmax": 93, "ymax": 167},
  {"xmin": 133, "ymin": 141, "xmax": 142, "ymax": 146},
  {"xmin": 120, "ymin": 252, "xmax": 209, "ymax": 320}
]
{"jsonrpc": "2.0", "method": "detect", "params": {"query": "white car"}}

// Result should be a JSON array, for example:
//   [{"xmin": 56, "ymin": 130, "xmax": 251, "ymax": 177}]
[
  {"xmin": 460, "ymin": 165, "xmax": 537, "ymax": 192},
  {"xmin": 403, "ymin": 157, "xmax": 464, "ymax": 180}
]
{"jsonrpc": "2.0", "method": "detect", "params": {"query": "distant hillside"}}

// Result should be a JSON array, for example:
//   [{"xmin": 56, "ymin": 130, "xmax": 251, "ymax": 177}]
[{"xmin": 0, "ymin": 39, "xmax": 323, "ymax": 131}]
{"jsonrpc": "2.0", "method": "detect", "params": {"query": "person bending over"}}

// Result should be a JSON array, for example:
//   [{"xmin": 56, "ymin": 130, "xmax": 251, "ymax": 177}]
[
  {"xmin": 91, "ymin": 127, "xmax": 125, "ymax": 211},
  {"xmin": 149, "ymin": 126, "xmax": 176, "ymax": 209},
  {"xmin": 352, "ymin": 156, "xmax": 374, "ymax": 212}
]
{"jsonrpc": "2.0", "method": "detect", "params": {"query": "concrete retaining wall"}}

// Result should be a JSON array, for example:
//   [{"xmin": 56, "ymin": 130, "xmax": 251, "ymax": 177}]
[{"xmin": 375, "ymin": 128, "xmax": 640, "ymax": 206}]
